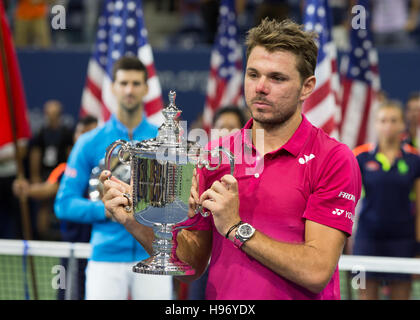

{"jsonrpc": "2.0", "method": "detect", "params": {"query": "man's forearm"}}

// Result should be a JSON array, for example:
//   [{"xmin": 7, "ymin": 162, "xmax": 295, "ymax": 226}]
[
  {"xmin": 231, "ymin": 231, "xmax": 341, "ymax": 294},
  {"xmin": 124, "ymin": 219, "xmax": 155, "ymax": 255},
  {"xmin": 175, "ymin": 229, "xmax": 212, "ymax": 282}
]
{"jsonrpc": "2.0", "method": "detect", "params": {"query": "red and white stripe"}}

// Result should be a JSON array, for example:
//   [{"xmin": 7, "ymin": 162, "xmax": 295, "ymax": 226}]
[
  {"xmin": 202, "ymin": 50, "xmax": 244, "ymax": 132},
  {"xmin": 339, "ymin": 50, "xmax": 380, "ymax": 150},
  {"xmin": 303, "ymin": 42, "xmax": 341, "ymax": 138}
]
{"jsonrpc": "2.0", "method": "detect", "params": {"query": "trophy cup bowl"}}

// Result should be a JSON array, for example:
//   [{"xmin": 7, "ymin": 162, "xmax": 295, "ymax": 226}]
[{"xmin": 104, "ymin": 91, "xmax": 234, "ymax": 276}]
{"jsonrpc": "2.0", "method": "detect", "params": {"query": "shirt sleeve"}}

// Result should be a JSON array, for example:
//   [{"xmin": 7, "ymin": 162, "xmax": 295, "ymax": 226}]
[
  {"xmin": 303, "ymin": 144, "xmax": 362, "ymax": 236},
  {"xmin": 54, "ymin": 135, "xmax": 107, "ymax": 223}
]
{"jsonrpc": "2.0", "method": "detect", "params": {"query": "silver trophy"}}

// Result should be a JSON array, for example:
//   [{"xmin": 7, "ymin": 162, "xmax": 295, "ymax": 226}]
[{"xmin": 105, "ymin": 91, "xmax": 234, "ymax": 276}]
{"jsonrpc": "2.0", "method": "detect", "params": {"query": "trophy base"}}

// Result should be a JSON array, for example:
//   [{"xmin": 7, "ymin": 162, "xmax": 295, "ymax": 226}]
[{"xmin": 133, "ymin": 255, "xmax": 195, "ymax": 276}]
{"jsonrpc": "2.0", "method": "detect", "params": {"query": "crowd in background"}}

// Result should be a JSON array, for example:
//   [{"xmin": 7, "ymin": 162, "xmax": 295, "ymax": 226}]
[{"xmin": 3, "ymin": 0, "xmax": 420, "ymax": 49}]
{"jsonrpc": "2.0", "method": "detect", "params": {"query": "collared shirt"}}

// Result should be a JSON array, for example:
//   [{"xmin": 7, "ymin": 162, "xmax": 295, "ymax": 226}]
[
  {"xmin": 353, "ymin": 143, "xmax": 420, "ymax": 240},
  {"xmin": 186, "ymin": 114, "xmax": 361, "ymax": 300}
]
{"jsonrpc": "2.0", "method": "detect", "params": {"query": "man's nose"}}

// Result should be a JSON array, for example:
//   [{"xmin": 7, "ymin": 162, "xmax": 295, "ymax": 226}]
[
  {"xmin": 255, "ymin": 76, "xmax": 269, "ymax": 95},
  {"xmin": 125, "ymin": 83, "xmax": 135, "ymax": 93}
]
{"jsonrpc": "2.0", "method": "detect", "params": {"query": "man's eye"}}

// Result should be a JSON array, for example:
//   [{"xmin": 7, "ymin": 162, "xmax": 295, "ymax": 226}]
[{"xmin": 272, "ymin": 76, "xmax": 285, "ymax": 82}]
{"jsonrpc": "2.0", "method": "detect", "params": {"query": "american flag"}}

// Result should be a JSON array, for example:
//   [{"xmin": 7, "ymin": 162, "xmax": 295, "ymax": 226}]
[
  {"xmin": 303, "ymin": 0, "xmax": 340, "ymax": 138},
  {"xmin": 80, "ymin": 0, "xmax": 164, "ymax": 126},
  {"xmin": 202, "ymin": 0, "xmax": 244, "ymax": 132},
  {"xmin": 339, "ymin": 0, "xmax": 380, "ymax": 150}
]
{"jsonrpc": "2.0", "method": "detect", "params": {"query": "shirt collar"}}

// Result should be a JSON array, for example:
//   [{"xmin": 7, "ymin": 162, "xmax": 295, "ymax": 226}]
[
  {"xmin": 371, "ymin": 143, "xmax": 406, "ymax": 158},
  {"xmin": 241, "ymin": 114, "xmax": 312, "ymax": 157},
  {"xmin": 110, "ymin": 113, "xmax": 148, "ymax": 138}
]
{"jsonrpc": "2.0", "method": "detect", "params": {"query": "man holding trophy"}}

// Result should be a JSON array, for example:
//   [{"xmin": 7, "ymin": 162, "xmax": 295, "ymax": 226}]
[{"xmin": 100, "ymin": 18, "xmax": 361, "ymax": 300}]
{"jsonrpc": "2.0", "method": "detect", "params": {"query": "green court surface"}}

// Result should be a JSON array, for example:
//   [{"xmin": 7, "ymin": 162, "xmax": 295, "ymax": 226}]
[{"xmin": 1, "ymin": 254, "xmax": 419, "ymax": 300}]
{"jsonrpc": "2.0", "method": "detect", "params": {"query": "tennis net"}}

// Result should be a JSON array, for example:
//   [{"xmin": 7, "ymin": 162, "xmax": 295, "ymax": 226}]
[{"xmin": 0, "ymin": 239, "xmax": 419, "ymax": 300}]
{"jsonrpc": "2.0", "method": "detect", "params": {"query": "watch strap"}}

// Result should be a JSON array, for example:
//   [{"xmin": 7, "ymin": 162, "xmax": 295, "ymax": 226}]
[{"xmin": 233, "ymin": 234, "xmax": 245, "ymax": 249}]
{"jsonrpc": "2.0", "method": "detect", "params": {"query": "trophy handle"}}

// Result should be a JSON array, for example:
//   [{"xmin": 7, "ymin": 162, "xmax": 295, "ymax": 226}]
[
  {"xmin": 105, "ymin": 139, "xmax": 132, "ymax": 172},
  {"xmin": 195, "ymin": 147, "xmax": 235, "ymax": 217}
]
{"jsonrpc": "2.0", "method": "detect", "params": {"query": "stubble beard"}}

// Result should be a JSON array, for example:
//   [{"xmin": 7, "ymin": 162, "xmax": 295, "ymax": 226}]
[
  {"xmin": 248, "ymin": 101, "xmax": 299, "ymax": 130},
  {"xmin": 120, "ymin": 99, "xmax": 142, "ymax": 115}
]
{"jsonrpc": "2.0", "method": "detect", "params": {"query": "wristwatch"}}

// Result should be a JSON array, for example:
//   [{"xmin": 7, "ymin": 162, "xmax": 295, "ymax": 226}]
[{"xmin": 233, "ymin": 223, "xmax": 256, "ymax": 249}]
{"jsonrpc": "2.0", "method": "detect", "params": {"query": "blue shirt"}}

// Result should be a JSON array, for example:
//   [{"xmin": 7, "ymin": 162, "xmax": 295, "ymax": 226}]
[
  {"xmin": 355, "ymin": 143, "xmax": 420, "ymax": 240},
  {"xmin": 54, "ymin": 115, "xmax": 158, "ymax": 262}
]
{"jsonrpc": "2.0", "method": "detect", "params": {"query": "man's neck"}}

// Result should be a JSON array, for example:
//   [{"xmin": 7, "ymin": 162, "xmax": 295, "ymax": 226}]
[
  {"xmin": 117, "ymin": 106, "xmax": 143, "ymax": 131},
  {"xmin": 252, "ymin": 110, "xmax": 302, "ymax": 156}
]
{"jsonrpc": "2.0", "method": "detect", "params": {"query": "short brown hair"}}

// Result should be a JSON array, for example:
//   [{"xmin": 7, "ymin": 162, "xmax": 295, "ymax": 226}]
[
  {"xmin": 245, "ymin": 18, "xmax": 318, "ymax": 82},
  {"xmin": 112, "ymin": 56, "xmax": 148, "ymax": 82}
]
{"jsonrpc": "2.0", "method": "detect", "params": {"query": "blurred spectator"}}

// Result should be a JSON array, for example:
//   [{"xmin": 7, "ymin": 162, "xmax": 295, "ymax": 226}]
[
  {"xmin": 212, "ymin": 105, "xmax": 248, "ymax": 134},
  {"xmin": 352, "ymin": 101, "xmax": 420, "ymax": 300},
  {"xmin": 187, "ymin": 105, "xmax": 246, "ymax": 300},
  {"xmin": 403, "ymin": 92, "xmax": 420, "ymax": 148},
  {"xmin": 0, "ymin": 142, "xmax": 27, "ymax": 239},
  {"xmin": 201, "ymin": 0, "xmax": 220, "ymax": 44},
  {"xmin": 371, "ymin": 0, "xmax": 420, "ymax": 48},
  {"xmin": 82, "ymin": 0, "xmax": 103, "ymax": 44},
  {"xmin": 330, "ymin": 0, "xmax": 350, "ymax": 50},
  {"xmin": 165, "ymin": 0, "xmax": 205, "ymax": 48},
  {"xmin": 29, "ymin": 100, "xmax": 73, "ymax": 182},
  {"xmin": 28, "ymin": 99, "xmax": 73, "ymax": 240},
  {"xmin": 13, "ymin": 115, "xmax": 98, "ymax": 300},
  {"xmin": 14, "ymin": 0, "xmax": 53, "ymax": 48}
]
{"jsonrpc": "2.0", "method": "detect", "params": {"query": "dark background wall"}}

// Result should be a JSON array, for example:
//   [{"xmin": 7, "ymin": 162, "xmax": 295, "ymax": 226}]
[{"xmin": 17, "ymin": 48, "xmax": 420, "ymax": 132}]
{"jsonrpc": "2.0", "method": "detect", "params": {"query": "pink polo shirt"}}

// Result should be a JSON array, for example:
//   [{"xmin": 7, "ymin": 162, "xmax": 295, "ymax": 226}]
[{"xmin": 182, "ymin": 114, "xmax": 361, "ymax": 300}]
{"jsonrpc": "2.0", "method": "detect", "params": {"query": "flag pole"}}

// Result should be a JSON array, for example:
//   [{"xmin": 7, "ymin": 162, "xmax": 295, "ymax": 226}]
[{"xmin": 0, "ymin": 18, "xmax": 39, "ymax": 300}]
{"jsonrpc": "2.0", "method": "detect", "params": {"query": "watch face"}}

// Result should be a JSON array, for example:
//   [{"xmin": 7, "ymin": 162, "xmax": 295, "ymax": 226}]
[{"xmin": 239, "ymin": 224, "xmax": 254, "ymax": 238}]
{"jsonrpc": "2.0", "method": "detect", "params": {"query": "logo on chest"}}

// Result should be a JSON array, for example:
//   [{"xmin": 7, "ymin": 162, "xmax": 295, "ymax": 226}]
[
  {"xmin": 365, "ymin": 161, "xmax": 380, "ymax": 171},
  {"xmin": 298, "ymin": 154, "xmax": 315, "ymax": 165}
]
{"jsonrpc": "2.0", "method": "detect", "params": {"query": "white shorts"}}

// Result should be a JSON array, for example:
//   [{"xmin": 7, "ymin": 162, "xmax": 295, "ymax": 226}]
[{"xmin": 85, "ymin": 260, "xmax": 173, "ymax": 300}]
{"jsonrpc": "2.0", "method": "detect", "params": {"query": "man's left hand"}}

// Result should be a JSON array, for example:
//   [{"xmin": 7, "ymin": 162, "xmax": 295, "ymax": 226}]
[{"xmin": 199, "ymin": 174, "xmax": 240, "ymax": 237}]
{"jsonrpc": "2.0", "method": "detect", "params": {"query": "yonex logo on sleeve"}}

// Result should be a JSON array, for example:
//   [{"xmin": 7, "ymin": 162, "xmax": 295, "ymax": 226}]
[
  {"xmin": 332, "ymin": 208, "xmax": 355, "ymax": 222},
  {"xmin": 332, "ymin": 208, "xmax": 345, "ymax": 216}
]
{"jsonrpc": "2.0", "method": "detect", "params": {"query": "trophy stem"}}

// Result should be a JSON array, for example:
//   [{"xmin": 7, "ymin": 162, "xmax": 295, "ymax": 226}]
[{"xmin": 132, "ymin": 223, "xmax": 195, "ymax": 276}]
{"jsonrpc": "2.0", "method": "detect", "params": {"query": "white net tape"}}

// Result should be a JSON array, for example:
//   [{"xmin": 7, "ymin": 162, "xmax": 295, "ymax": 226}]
[
  {"xmin": 1, "ymin": 240, "xmax": 419, "ymax": 274},
  {"xmin": 0, "ymin": 240, "xmax": 419, "ymax": 300}
]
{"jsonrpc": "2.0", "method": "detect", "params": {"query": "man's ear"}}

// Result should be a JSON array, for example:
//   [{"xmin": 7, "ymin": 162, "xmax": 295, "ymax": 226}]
[{"xmin": 300, "ymin": 75, "xmax": 316, "ymax": 102}]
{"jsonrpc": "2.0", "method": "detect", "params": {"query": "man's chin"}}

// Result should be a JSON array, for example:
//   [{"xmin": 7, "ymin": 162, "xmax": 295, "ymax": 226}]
[
  {"xmin": 121, "ymin": 103, "xmax": 142, "ymax": 113},
  {"xmin": 253, "ymin": 112, "xmax": 295, "ymax": 127}
]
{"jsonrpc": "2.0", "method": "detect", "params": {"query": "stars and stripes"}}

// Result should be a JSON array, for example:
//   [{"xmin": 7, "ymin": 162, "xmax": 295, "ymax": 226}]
[
  {"xmin": 80, "ymin": 0, "xmax": 164, "ymax": 126},
  {"xmin": 303, "ymin": 0, "xmax": 340, "ymax": 138},
  {"xmin": 339, "ymin": 0, "xmax": 380, "ymax": 150},
  {"xmin": 202, "ymin": 0, "xmax": 244, "ymax": 132}
]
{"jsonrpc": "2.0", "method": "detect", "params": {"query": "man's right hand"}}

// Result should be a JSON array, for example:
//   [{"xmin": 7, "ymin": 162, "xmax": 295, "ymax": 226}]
[{"xmin": 99, "ymin": 170, "xmax": 136, "ymax": 227}]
